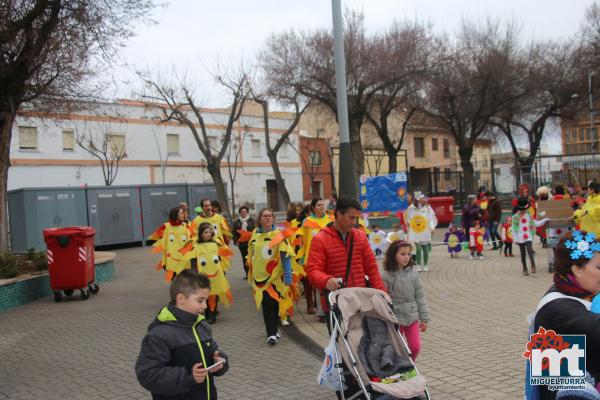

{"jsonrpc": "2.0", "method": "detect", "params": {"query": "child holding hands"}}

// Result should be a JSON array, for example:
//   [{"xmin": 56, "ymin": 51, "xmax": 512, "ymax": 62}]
[{"xmin": 381, "ymin": 240, "xmax": 430, "ymax": 361}]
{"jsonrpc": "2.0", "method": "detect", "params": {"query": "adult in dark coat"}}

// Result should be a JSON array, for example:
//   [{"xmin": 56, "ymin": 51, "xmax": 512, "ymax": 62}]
[
  {"xmin": 232, "ymin": 206, "xmax": 256, "ymax": 279},
  {"xmin": 486, "ymin": 192, "xmax": 503, "ymax": 249},
  {"xmin": 461, "ymin": 195, "xmax": 481, "ymax": 232}
]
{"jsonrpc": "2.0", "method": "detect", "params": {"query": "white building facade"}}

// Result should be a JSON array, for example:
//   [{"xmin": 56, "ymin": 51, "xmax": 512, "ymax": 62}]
[{"xmin": 8, "ymin": 100, "xmax": 303, "ymax": 210}]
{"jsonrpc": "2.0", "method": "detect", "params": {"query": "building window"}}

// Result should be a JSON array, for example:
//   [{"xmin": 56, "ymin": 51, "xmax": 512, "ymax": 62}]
[
  {"xmin": 414, "ymin": 137, "xmax": 425, "ymax": 158},
  {"xmin": 19, "ymin": 126, "xmax": 38, "ymax": 150},
  {"xmin": 108, "ymin": 134, "xmax": 126, "ymax": 158},
  {"xmin": 571, "ymin": 129, "xmax": 577, "ymax": 142},
  {"xmin": 309, "ymin": 150, "xmax": 322, "ymax": 166},
  {"xmin": 443, "ymin": 138, "xmax": 450, "ymax": 158},
  {"xmin": 251, "ymin": 139, "xmax": 261, "ymax": 157},
  {"xmin": 431, "ymin": 138, "xmax": 439, "ymax": 152},
  {"xmin": 62, "ymin": 130, "xmax": 75, "ymax": 151},
  {"xmin": 167, "ymin": 134, "xmax": 179, "ymax": 154},
  {"xmin": 579, "ymin": 128, "xmax": 585, "ymax": 141}
]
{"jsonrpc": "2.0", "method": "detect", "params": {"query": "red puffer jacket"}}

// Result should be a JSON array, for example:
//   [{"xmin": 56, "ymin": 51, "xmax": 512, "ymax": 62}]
[{"xmin": 306, "ymin": 226, "xmax": 386, "ymax": 310}]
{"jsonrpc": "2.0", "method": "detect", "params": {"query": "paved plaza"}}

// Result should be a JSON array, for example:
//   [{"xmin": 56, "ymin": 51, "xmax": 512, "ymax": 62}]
[{"xmin": 0, "ymin": 233, "xmax": 554, "ymax": 399}]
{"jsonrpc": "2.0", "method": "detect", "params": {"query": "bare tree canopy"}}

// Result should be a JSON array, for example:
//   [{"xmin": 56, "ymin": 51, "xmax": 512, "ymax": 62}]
[
  {"xmin": 140, "ymin": 68, "xmax": 249, "ymax": 217},
  {"xmin": 365, "ymin": 20, "xmax": 433, "ymax": 173},
  {"xmin": 260, "ymin": 10, "xmax": 380, "ymax": 178},
  {"xmin": 491, "ymin": 39, "xmax": 586, "ymax": 183},
  {"xmin": 422, "ymin": 20, "xmax": 525, "ymax": 193},
  {"xmin": 0, "ymin": 0, "xmax": 159, "ymax": 251}
]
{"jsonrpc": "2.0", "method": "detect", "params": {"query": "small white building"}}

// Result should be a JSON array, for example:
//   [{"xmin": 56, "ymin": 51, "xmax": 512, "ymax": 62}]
[{"xmin": 9, "ymin": 99, "xmax": 303, "ymax": 210}]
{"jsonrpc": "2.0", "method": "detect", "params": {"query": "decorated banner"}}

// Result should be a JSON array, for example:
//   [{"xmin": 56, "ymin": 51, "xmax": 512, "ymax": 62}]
[{"xmin": 359, "ymin": 172, "xmax": 409, "ymax": 212}]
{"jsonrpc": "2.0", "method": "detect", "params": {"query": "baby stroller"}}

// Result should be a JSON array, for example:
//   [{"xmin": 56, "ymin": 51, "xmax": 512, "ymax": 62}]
[{"xmin": 327, "ymin": 287, "xmax": 429, "ymax": 400}]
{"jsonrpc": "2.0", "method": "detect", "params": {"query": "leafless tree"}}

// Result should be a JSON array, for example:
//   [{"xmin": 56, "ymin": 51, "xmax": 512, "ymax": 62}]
[
  {"xmin": 260, "ymin": 10, "xmax": 382, "ymax": 180},
  {"xmin": 365, "ymin": 21, "xmax": 433, "ymax": 173},
  {"xmin": 225, "ymin": 127, "xmax": 246, "ymax": 214},
  {"xmin": 422, "ymin": 20, "xmax": 524, "ymax": 194},
  {"xmin": 76, "ymin": 119, "xmax": 128, "ymax": 186},
  {"xmin": 140, "ymin": 68, "xmax": 249, "ymax": 216},
  {"xmin": 490, "ymin": 40, "xmax": 585, "ymax": 184},
  {"xmin": 0, "ymin": 0, "xmax": 158, "ymax": 251},
  {"xmin": 249, "ymin": 83, "xmax": 311, "ymax": 209},
  {"xmin": 580, "ymin": 1, "xmax": 600, "ymax": 70}
]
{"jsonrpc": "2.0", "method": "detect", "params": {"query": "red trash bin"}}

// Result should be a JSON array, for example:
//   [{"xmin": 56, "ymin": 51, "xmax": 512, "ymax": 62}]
[
  {"xmin": 428, "ymin": 196, "xmax": 455, "ymax": 226},
  {"xmin": 43, "ymin": 226, "xmax": 99, "ymax": 302}
]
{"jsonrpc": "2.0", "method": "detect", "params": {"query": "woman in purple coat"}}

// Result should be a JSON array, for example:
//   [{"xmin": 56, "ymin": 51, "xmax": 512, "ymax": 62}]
[{"xmin": 462, "ymin": 195, "xmax": 482, "ymax": 232}]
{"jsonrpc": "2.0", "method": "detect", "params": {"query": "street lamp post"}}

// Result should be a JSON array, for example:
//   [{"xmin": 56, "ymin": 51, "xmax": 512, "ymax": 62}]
[
  {"xmin": 589, "ymin": 72, "xmax": 598, "ymax": 151},
  {"xmin": 331, "ymin": 0, "xmax": 357, "ymax": 199}
]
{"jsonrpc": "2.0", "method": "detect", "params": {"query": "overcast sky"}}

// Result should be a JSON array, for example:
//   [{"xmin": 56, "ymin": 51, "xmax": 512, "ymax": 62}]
[{"xmin": 111, "ymin": 0, "xmax": 596, "ymax": 105}]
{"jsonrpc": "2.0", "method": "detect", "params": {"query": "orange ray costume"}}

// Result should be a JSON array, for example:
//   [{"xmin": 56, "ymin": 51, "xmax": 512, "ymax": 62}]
[
  {"xmin": 295, "ymin": 214, "xmax": 334, "ymax": 268},
  {"xmin": 148, "ymin": 220, "xmax": 191, "ymax": 282},
  {"xmin": 247, "ymin": 228, "xmax": 297, "ymax": 319},
  {"xmin": 179, "ymin": 240, "xmax": 233, "ymax": 311}
]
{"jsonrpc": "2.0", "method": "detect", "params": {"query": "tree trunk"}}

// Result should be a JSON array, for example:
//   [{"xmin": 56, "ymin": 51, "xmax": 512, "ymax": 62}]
[
  {"xmin": 388, "ymin": 152, "xmax": 398, "ymax": 174},
  {"xmin": 458, "ymin": 147, "xmax": 476, "ymax": 195},
  {"xmin": 267, "ymin": 150, "xmax": 291, "ymax": 210},
  {"xmin": 347, "ymin": 115, "xmax": 364, "ymax": 197},
  {"xmin": 0, "ymin": 111, "xmax": 15, "ymax": 252},
  {"xmin": 518, "ymin": 157, "xmax": 535, "ymax": 186},
  {"xmin": 206, "ymin": 159, "xmax": 231, "ymax": 217}
]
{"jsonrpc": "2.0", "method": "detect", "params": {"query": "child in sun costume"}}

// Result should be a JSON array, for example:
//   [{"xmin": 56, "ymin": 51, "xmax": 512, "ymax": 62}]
[
  {"xmin": 179, "ymin": 222, "xmax": 233, "ymax": 324},
  {"xmin": 406, "ymin": 192, "xmax": 437, "ymax": 271},
  {"xmin": 444, "ymin": 223, "xmax": 465, "ymax": 258},
  {"xmin": 368, "ymin": 224, "xmax": 387, "ymax": 259},
  {"xmin": 248, "ymin": 210, "xmax": 295, "ymax": 345},
  {"xmin": 468, "ymin": 219, "xmax": 485, "ymax": 260},
  {"xmin": 149, "ymin": 207, "xmax": 191, "ymax": 282},
  {"xmin": 190, "ymin": 205, "xmax": 234, "ymax": 271}
]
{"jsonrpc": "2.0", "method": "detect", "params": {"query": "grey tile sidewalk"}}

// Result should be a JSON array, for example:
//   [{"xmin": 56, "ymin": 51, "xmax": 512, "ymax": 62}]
[
  {"xmin": 293, "ymin": 235, "xmax": 553, "ymax": 399},
  {"xmin": 0, "ymin": 233, "xmax": 553, "ymax": 400},
  {"xmin": 0, "ymin": 245, "xmax": 330, "ymax": 399}
]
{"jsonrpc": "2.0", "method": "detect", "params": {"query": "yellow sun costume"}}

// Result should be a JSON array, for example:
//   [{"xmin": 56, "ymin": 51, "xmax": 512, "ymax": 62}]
[
  {"xmin": 190, "ymin": 213, "xmax": 234, "ymax": 271},
  {"xmin": 179, "ymin": 240, "xmax": 233, "ymax": 311},
  {"xmin": 296, "ymin": 214, "xmax": 334, "ymax": 269},
  {"xmin": 247, "ymin": 228, "xmax": 297, "ymax": 319},
  {"xmin": 149, "ymin": 221, "xmax": 191, "ymax": 282},
  {"xmin": 573, "ymin": 192, "xmax": 600, "ymax": 236}
]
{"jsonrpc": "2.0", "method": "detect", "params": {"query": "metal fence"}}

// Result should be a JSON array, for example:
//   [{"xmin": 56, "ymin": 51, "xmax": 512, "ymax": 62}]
[{"xmin": 424, "ymin": 152, "xmax": 600, "ymax": 208}]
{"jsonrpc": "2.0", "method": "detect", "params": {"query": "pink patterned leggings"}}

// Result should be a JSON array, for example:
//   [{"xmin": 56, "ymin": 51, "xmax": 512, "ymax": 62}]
[{"xmin": 399, "ymin": 321, "xmax": 421, "ymax": 361}]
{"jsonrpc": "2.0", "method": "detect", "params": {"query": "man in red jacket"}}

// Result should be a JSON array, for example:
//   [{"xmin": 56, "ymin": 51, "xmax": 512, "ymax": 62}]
[{"xmin": 306, "ymin": 196, "xmax": 386, "ymax": 313}]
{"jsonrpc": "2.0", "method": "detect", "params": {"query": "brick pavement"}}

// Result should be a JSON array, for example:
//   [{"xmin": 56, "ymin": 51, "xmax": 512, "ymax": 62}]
[
  {"xmin": 0, "ymin": 234, "xmax": 555, "ymax": 400},
  {"xmin": 0, "ymin": 246, "xmax": 330, "ymax": 400},
  {"xmin": 294, "ymin": 232, "xmax": 555, "ymax": 400}
]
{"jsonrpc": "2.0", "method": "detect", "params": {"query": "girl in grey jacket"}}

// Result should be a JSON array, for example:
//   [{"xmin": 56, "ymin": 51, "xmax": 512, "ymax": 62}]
[{"xmin": 381, "ymin": 240, "xmax": 430, "ymax": 360}]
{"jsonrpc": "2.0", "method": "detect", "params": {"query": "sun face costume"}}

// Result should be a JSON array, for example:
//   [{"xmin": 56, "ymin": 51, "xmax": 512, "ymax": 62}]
[
  {"xmin": 573, "ymin": 192, "xmax": 600, "ymax": 236},
  {"xmin": 296, "ymin": 214, "xmax": 334, "ymax": 268},
  {"xmin": 179, "ymin": 240, "xmax": 233, "ymax": 311},
  {"xmin": 247, "ymin": 228, "xmax": 296, "ymax": 319},
  {"xmin": 190, "ymin": 213, "xmax": 233, "ymax": 271},
  {"xmin": 368, "ymin": 230, "xmax": 387, "ymax": 258},
  {"xmin": 149, "ymin": 220, "xmax": 191, "ymax": 282},
  {"xmin": 190, "ymin": 213, "xmax": 233, "ymax": 243}
]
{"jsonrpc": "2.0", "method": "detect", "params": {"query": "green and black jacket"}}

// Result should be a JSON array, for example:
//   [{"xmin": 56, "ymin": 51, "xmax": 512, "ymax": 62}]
[{"xmin": 135, "ymin": 305, "xmax": 229, "ymax": 400}]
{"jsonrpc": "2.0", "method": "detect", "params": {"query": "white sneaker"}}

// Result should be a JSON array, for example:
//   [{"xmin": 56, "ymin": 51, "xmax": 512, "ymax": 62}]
[
  {"xmin": 267, "ymin": 335, "xmax": 278, "ymax": 345},
  {"xmin": 281, "ymin": 319, "xmax": 290, "ymax": 326},
  {"xmin": 416, "ymin": 265, "xmax": 423, "ymax": 272},
  {"xmin": 479, "ymin": 255, "xmax": 485, "ymax": 260},
  {"xmin": 423, "ymin": 265, "xmax": 429, "ymax": 272},
  {"xmin": 469, "ymin": 255, "xmax": 474, "ymax": 260}
]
